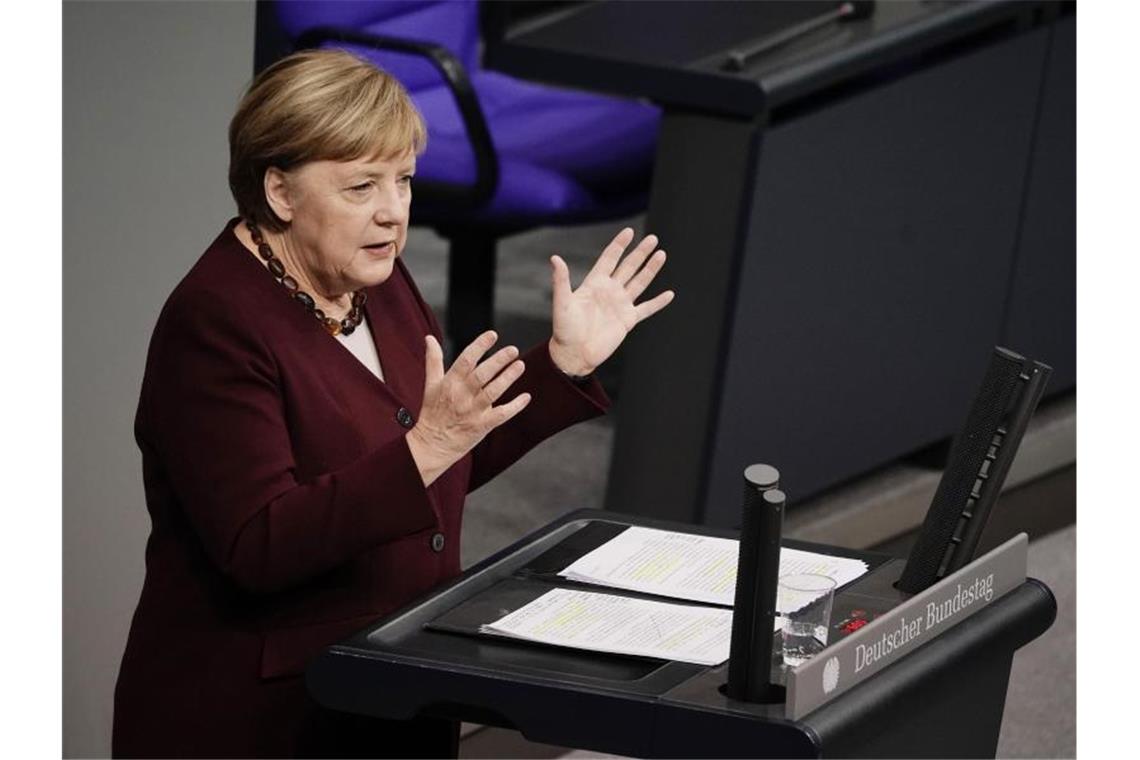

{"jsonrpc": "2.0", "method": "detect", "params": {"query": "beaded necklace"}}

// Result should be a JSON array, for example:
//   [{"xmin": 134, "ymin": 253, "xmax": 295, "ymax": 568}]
[{"xmin": 245, "ymin": 220, "xmax": 366, "ymax": 336}]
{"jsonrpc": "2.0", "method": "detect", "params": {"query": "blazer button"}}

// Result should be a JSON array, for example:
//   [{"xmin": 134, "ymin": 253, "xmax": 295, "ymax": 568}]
[
  {"xmin": 396, "ymin": 407, "xmax": 414, "ymax": 428},
  {"xmin": 430, "ymin": 533, "xmax": 445, "ymax": 553}
]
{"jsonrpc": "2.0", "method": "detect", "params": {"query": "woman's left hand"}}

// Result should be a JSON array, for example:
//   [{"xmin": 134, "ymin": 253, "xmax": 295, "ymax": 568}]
[{"xmin": 548, "ymin": 227, "xmax": 675, "ymax": 377}]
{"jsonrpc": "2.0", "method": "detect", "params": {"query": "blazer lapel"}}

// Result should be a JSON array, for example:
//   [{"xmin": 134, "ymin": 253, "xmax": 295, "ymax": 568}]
[{"xmin": 363, "ymin": 283, "xmax": 425, "ymax": 413}]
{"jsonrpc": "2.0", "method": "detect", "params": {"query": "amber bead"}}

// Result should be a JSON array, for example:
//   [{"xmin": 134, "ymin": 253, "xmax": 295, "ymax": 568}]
[{"xmin": 244, "ymin": 220, "xmax": 369, "ymax": 337}]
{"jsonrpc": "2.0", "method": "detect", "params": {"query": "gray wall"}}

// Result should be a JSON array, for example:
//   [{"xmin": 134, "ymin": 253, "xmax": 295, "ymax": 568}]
[{"xmin": 63, "ymin": 2, "xmax": 256, "ymax": 756}]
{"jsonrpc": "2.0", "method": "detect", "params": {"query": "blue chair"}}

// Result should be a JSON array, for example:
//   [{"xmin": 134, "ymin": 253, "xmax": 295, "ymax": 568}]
[{"xmin": 272, "ymin": 1, "xmax": 661, "ymax": 351}]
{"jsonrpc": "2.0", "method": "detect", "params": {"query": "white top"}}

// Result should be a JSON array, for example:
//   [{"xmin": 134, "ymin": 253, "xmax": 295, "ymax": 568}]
[{"xmin": 336, "ymin": 315, "xmax": 384, "ymax": 381}]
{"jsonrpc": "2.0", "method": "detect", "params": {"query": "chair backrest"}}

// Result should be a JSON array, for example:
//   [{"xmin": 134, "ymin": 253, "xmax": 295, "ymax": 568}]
[{"xmin": 274, "ymin": 0, "xmax": 481, "ymax": 92}]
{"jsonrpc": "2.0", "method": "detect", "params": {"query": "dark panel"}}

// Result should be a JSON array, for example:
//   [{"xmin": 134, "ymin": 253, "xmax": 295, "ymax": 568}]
[
  {"xmin": 490, "ymin": 1, "xmax": 827, "ymax": 69},
  {"xmin": 606, "ymin": 114, "xmax": 763, "ymax": 521},
  {"xmin": 1002, "ymin": 15, "xmax": 1076, "ymax": 390},
  {"xmin": 253, "ymin": 0, "xmax": 293, "ymax": 74},
  {"xmin": 813, "ymin": 652, "xmax": 1013, "ymax": 757},
  {"xmin": 486, "ymin": 0, "xmax": 1035, "ymax": 119},
  {"xmin": 703, "ymin": 29, "xmax": 1051, "ymax": 524}
]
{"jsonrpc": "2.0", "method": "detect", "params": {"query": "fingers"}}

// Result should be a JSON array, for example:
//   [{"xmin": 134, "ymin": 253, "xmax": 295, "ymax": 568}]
[
  {"xmin": 634, "ymin": 289, "xmax": 675, "ymax": 323},
  {"xmin": 482, "ymin": 359, "xmax": 526, "ymax": 403},
  {"xmin": 612, "ymin": 234, "xmax": 659, "ymax": 285},
  {"xmin": 488, "ymin": 392, "xmax": 532, "ymax": 427},
  {"xmin": 586, "ymin": 227, "xmax": 635, "ymax": 281},
  {"xmin": 423, "ymin": 335, "xmax": 445, "ymax": 390},
  {"xmin": 414, "ymin": 333, "xmax": 530, "ymax": 474},
  {"xmin": 451, "ymin": 330, "xmax": 498, "ymax": 376},
  {"xmin": 550, "ymin": 255, "xmax": 572, "ymax": 316},
  {"xmin": 625, "ymin": 249, "xmax": 668, "ymax": 300},
  {"xmin": 472, "ymin": 344, "xmax": 519, "ymax": 388}
]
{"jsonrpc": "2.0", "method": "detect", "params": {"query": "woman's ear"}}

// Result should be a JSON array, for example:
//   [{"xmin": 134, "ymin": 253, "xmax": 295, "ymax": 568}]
[{"xmin": 263, "ymin": 167, "xmax": 294, "ymax": 224}]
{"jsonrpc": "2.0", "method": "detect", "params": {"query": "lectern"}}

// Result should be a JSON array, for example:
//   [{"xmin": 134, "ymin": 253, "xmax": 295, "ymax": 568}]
[{"xmin": 307, "ymin": 510, "xmax": 1054, "ymax": 758}]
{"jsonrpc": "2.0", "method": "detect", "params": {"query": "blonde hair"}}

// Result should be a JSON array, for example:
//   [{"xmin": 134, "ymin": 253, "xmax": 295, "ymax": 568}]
[{"xmin": 228, "ymin": 49, "xmax": 427, "ymax": 231}]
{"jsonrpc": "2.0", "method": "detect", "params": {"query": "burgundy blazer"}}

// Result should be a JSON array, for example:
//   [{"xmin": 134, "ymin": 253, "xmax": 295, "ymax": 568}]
[{"xmin": 112, "ymin": 219, "xmax": 609, "ymax": 757}]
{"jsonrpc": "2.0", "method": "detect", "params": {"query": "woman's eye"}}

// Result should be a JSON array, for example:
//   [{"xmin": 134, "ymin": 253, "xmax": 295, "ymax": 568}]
[
  {"xmin": 349, "ymin": 182, "xmax": 373, "ymax": 193},
  {"xmin": 399, "ymin": 175, "xmax": 414, "ymax": 185}
]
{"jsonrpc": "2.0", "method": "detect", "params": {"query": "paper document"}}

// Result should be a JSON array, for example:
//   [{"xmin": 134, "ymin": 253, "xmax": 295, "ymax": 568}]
[
  {"xmin": 482, "ymin": 588, "xmax": 732, "ymax": 666},
  {"xmin": 559, "ymin": 526, "xmax": 868, "ymax": 609}
]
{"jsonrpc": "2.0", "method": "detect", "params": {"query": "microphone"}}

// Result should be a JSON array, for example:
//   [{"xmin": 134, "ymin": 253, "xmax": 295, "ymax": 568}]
[
  {"xmin": 896, "ymin": 347, "xmax": 1052, "ymax": 594},
  {"xmin": 722, "ymin": 1, "xmax": 876, "ymax": 73},
  {"xmin": 726, "ymin": 464, "xmax": 785, "ymax": 702}
]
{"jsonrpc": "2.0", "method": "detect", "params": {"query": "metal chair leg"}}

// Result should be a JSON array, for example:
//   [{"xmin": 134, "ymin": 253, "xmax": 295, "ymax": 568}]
[{"xmin": 446, "ymin": 233, "xmax": 497, "ymax": 356}]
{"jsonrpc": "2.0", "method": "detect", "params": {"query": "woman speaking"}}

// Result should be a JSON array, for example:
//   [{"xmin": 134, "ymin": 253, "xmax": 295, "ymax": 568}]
[{"xmin": 112, "ymin": 49, "xmax": 673, "ymax": 758}]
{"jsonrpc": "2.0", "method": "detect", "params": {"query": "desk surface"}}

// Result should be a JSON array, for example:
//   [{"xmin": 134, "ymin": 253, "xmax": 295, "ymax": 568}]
[
  {"xmin": 306, "ymin": 510, "xmax": 1055, "ymax": 757},
  {"xmin": 487, "ymin": 0, "xmax": 1042, "ymax": 116}
]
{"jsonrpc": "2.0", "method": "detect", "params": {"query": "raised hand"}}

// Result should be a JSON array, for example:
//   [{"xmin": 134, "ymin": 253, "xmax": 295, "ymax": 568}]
[
  {"xmin": 405, "ymin": 331, "xmax": 531, "ymax": 486},
  {"xmin": 548, "ymin": 228, "xmax": 675, "ymax": 377}
]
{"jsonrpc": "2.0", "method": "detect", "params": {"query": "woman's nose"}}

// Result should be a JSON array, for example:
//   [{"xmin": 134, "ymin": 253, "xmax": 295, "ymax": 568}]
[{"xmin": 372, "ymin": 183, "xmax": 406, "ymax": 224}]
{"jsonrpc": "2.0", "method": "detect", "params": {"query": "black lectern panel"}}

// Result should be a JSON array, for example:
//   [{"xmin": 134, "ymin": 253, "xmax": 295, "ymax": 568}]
[
  {"xmin": 700, "ymin": 28, "xmax": 1049, "ymax": 527},
  {"xmin": 1002, "ymin": 15, "xmax": 1076, "ymax": 390},
  {"xmin": 306, "ymin": 511, "xmax": 1055, "ymax": 758}
]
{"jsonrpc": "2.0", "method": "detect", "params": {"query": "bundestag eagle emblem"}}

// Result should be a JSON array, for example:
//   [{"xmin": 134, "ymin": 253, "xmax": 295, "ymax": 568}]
[{"xmin": 822, "ymin": 656, "xmax": 840, "ymax": 694}]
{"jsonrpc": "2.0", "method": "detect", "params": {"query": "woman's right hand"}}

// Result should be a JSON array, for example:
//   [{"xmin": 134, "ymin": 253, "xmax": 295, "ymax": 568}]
[{"xmin": 405, "ymin": 331, "xmax": 531, "ymax": 486}]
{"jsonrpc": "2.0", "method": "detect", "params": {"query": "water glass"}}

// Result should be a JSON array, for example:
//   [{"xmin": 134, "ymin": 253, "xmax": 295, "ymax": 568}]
[{"xmin": 778, "ymin": 573, "xmax": 837, "ymax": 668}]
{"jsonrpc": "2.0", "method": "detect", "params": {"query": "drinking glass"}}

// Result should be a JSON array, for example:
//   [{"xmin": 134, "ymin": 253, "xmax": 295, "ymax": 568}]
[{"xmin": 778, "ymin": 573, "xmax": 837, "ymax": 668}]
